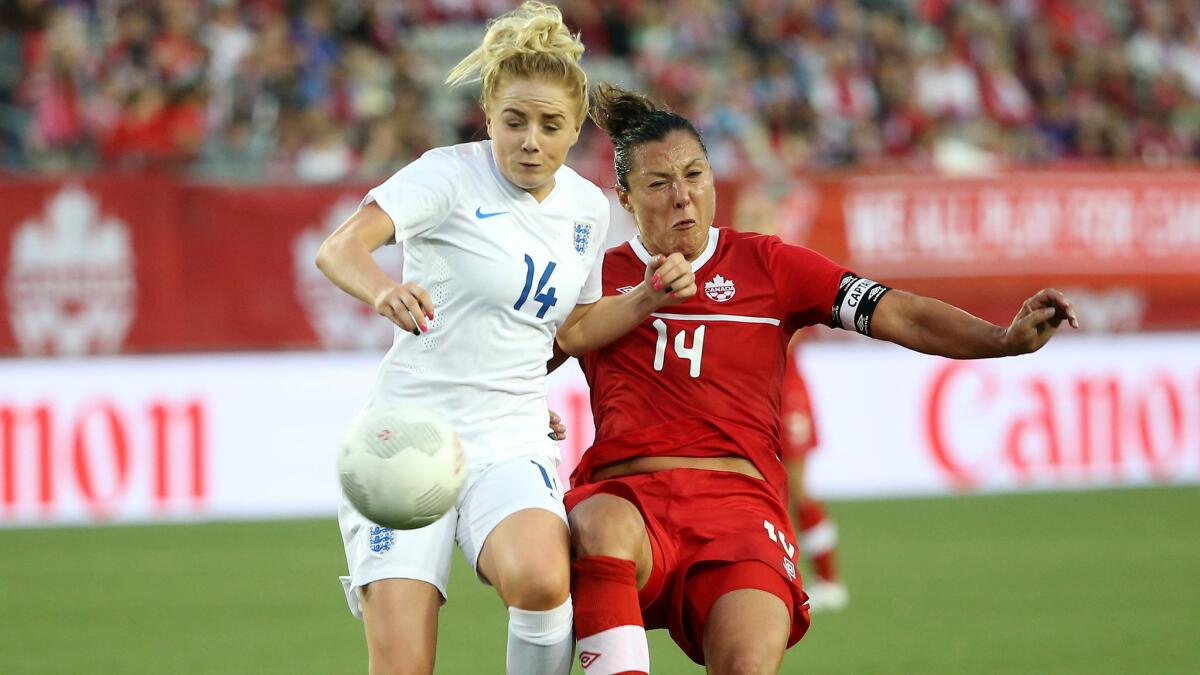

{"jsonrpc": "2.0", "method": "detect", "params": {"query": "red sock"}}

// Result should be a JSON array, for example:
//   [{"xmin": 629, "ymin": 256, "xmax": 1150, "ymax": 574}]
[
  {"xmin": 796, "ymin": 500, "xmax": 840, "ymax": 582},
  {"xmin": 572, "ymin": 556, "xmax": 649, "ymax": 675}
]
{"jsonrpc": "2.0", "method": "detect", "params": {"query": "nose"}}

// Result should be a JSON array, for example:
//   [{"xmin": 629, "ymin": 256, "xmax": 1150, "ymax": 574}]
[
  {"xmin": 522, "ymin": 127, "xmax": 540, "ymax": 153},
  {"xmin": 671, "ymin": 179, "xmax": 692, "ymax": 209}
]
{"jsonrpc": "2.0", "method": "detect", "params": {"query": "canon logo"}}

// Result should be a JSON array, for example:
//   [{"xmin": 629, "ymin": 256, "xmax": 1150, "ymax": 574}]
[
  {"xmin": 1, "ymin": 399, "xmax": 207, "ymax": 519},
  {"xmin": 925, "ymin": 362, "xmax": 1199, "ymax": 488}
]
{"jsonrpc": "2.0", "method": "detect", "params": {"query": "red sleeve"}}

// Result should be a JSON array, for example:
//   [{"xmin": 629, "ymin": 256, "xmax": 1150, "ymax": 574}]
[{"xmin": 766, "ymin": 236, "xmax": 851, "ymax": 329}]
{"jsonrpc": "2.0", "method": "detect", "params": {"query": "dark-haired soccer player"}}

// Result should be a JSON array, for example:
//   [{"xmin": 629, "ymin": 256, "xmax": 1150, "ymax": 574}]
[{"xmin": 564, "ymin": 83, "xmax": 1078, "ymax": 675}]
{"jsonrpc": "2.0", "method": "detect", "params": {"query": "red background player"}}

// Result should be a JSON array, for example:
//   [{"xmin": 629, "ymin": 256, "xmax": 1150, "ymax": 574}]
[
  {"xmin": 780, "ymin": 332, "xmax": 848, "ymax": 611},
  {"xmin": 732, "ymin": 181, "xmax": 847, "ymax": 612}
]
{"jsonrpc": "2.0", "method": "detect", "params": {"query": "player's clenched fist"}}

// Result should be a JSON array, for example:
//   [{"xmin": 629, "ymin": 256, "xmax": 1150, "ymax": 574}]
[
  {"xmin": 644, "ymin": 252, "xmax": 696, "ymax": 307},
  {"xmin": 1003, "ymin": 287, "xmax": 1079, "ymax": 355},
  {"xmin": 374, "ymin": 281, "xmax": 435, "ymax": 335}
]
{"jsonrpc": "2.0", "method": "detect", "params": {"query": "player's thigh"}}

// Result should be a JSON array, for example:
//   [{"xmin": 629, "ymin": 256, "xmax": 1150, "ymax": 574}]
[
  {"xmin": 361, "ymin": 578, "xmax": 441, "ymax": 675},
  {"xmin": 681, "ymin": 559, "xmax": 792, "ymax": 673},
  {"xmin": 337, "ymin": 497, "xmax": 457, "ymax": 674},
  {"xmin": 702, "ymin": 588, "xmax": 791, "ymax": 675},
  {"xmin": 461, "ymin": 455, "xmax": 571, "ymax": 609},
  {"xmin": 567, "ymin": 490, "xmax": 655, "ymax": 589},
  {"xmin": 337, "ymin": 496, "xmax": 456, "ymax": 615},
  {"xmin": 477, "ymin": 507, "xmax": 571, "ymax": 608}
]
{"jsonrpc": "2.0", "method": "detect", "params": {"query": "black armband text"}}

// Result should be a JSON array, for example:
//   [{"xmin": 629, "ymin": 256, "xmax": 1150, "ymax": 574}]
[{"xmin": 831, "ymin": 273, "xmax": 892, "ymax": 336}]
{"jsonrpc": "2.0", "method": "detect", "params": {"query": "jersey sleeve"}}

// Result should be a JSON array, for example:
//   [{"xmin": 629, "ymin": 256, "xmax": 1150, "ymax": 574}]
[
  {"xmin": 361, "ymin": 148, "xmax": 460, "ymax": 243},
  {"xmin": 576, "ymin": 192, "xmax": 612, "ymax": 305},
  {"xmin": 766, "ymin": 236, "xmax": 851, "ymax": 328}
]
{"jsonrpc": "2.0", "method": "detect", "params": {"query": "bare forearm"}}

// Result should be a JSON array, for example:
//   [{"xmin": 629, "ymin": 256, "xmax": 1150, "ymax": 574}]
[
  {"xmin": 547, "ymin": 342, "xmax": 571, "ymax": 373},
  {"xmin": 873, "ymin": 291, "xmax": 1012, "ymax": 359},
  {"xmin": 557, "ymin": 285, "xmax": 660, "ymax": 357},
  {"xmin": 315, "ymin": 236, "xmax": 394, "ymax": 307}
]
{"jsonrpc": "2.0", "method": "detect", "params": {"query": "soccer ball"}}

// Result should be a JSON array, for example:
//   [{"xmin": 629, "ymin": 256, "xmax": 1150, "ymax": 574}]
[{"xmin": 338, "ymin": 404, "xmax": 467, "ymax": 530}]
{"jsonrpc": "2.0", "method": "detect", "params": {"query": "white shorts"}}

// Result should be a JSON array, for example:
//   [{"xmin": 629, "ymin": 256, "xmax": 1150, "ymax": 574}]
[{"xmin": 338, "ymin": 453, "xmax": 566, "ymax": 618}]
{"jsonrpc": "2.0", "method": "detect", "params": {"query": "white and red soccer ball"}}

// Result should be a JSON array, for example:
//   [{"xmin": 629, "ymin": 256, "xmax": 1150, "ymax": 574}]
[{"xmin": 338, "ymin": 404, "xmax": 466, "ymax": 530}]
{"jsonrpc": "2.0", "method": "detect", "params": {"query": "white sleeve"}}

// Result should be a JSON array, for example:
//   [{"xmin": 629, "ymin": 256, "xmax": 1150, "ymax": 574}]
[
  {"xmin": 361, "ymin": 148, "xmax": 460, "ymax": 243},
  {"xmin": 576, "ymin": 193, "xmax": 611, "ymax": 305}
]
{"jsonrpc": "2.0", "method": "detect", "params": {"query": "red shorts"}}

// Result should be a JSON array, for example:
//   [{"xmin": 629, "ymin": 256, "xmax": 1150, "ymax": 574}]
[
  {"xmin": 565, "ymin": 469, "xmax": 811, "ymax": 665},
  {"xmin": 780, "ymin": 367, "xmax": 819, "ymax": 462}
]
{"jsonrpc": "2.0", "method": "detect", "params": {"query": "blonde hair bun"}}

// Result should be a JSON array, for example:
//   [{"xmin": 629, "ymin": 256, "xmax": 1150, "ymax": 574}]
[{"xmin": 447, "ymin": 2, "xmax": 588, "ymax": 121}]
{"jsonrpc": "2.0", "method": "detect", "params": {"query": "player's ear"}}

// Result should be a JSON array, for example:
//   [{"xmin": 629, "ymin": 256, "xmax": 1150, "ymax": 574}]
[
  {"xmin": 484, "ymin": 113, "xmax": 494, "ymax": 139},
  {"xmin": 617, "ymin": 186, "xmax": 633, "ymax": 213}
]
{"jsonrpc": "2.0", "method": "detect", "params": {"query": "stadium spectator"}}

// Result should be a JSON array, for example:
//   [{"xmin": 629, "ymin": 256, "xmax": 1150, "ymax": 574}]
[{"xmin": 2, "ymin": 0, "xmax": 1200, "ymax": 175}]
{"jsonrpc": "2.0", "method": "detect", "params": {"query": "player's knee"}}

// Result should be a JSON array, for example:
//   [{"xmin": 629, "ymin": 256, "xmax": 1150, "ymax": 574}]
[
  {"xmin": 503, "ymin": 556, "xmax": 570, "ymax": 610},
  {"xmin": 501, "ymin": 559, "xmax": 566, "ymax": 607},
  {"xmin": 569, "ymin": 494, "xmax": 645, "ymax": 560},
  {"xmin": 705, "ymin": 638, "xmax": 785, "ymax": 675}
]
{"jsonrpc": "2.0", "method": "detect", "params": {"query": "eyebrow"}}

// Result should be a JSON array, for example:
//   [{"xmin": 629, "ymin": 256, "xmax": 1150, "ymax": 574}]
[
  {"xmin": 501, "ymin": 108, "xmax": 566, "ymax": 121},
  {"xmin": 643, "ymin": 159, "xmax": 705, "ymax": 177}
]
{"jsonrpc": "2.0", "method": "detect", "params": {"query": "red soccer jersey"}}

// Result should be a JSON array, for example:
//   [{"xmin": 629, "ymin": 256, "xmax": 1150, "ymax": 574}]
[{"xmin": 576, "ymin": 228, "xmax": 849, "ymax": 495}]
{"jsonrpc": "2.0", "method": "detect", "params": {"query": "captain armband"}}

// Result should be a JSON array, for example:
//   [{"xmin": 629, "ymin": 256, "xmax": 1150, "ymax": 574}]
[{"xmin": 831, "ymin": 273, "xmax": 892, "ymax": 336}]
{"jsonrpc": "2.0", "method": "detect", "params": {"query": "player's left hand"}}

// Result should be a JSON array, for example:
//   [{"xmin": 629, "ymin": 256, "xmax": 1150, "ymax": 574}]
[
  {"xmin": 547, "ymin": 409, "xmax": 567, "ymax": 441},
  {"xmin": 644, "ymin": 252, "xmax": 696, "ymax": 308},
  {"xmin": 1003, "ymin": 288, "xmax": 1080, "ymax": 355}
]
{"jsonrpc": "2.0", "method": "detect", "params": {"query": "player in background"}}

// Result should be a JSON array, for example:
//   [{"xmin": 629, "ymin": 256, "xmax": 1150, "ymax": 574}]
[
  {"xmin": 563, "ymin": 83, "xmax": 1078, "ymax": 674},
  {"xmin": 732, "ymin": 200, "xmax": 847, "ymax": 611},
  {"xmin": 780, "ymin": 332, "xmax": 847, "ymax": 611},
  {"xmin": 315, "ymin": 6, "xmax": 695, "ymax": 675}
]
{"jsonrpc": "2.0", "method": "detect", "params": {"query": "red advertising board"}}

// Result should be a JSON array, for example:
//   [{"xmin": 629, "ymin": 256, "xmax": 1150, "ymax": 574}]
[{"xmin": 1, "ymin": 171, "xmax": 1198, "ymax": 357}]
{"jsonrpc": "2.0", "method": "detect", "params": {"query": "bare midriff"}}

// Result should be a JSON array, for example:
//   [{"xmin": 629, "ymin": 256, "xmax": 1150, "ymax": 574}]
[{"xmin": 591, "ymin": 455, "xmax": 764, "ymax": 481}]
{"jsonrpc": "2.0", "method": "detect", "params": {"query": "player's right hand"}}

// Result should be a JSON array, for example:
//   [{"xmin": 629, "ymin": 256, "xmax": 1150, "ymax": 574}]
[
  {"xmin": 644, "ymin": 253, "xmax": 696, "ymax": 308},
  {"xmin": 373, "ymin": 282, "xmax": 435, "ymax": 335}
]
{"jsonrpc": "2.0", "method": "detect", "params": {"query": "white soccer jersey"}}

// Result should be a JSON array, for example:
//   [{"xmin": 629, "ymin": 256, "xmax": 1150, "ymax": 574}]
[{"xmin": 361, "ymin": 140, "xmax": 609, "ymax": 464}]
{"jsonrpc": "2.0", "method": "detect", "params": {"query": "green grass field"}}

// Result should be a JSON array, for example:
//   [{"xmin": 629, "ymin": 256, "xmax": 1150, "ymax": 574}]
[{"xmin": 2, "ymin": 486, "xmax": 1197, "ymax": 674}]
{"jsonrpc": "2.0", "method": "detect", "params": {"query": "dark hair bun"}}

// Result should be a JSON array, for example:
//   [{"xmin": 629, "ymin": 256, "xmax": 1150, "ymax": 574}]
[{"xmin": 589, "ymin": 83, "xmax": 660, "ymax": 139}]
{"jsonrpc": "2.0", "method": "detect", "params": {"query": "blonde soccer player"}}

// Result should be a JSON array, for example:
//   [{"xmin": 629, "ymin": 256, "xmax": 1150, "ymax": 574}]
[{"xmin": 315, "ymin": 4, "xmax": 696, "ymax": 674}]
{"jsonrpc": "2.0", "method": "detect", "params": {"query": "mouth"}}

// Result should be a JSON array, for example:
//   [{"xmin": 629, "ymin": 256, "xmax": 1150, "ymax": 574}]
[
  {"xmin": 672, "ymin": 219, "xmax": 696, "ymax": 230},
  {"xmin": 519, "ymin": 162, "xmax": 541, "ymax": 170}
]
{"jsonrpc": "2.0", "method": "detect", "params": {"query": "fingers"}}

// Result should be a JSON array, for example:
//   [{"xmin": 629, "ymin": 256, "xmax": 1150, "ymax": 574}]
[
  {"xmin": 547, "ymin": 410, "xmax": 567, "ymax": 441},
  {"xmin": 375, "ymin": 283, "xmax": 435, "ymax": 335},
  {"xmin": 411, "ymin": 285, "xmax": 436, "ymax": 321},
  {"xmin": 1028, "ymin": 288, "xmax": 1080, "ymax": 329},
  {"xmin": 378, "ymin": 295, "xmax": 418, "ymax": 333},
  {"xmin": 398, "ymin": 293, "xmax": 429, "ymax": 333},
  {"xmin": 647, "ymin": 253, "xmax": 696, "ymax": 303}
]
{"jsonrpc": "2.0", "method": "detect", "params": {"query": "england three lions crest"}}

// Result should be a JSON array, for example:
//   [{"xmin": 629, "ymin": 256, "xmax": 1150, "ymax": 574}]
[
  {"xmin": 573, "ymin": 221, "xmax": 591, "ymax": 255},
  {"xmin": 704, "ymin": 274, "xmax": 736, "ymax": 302}
]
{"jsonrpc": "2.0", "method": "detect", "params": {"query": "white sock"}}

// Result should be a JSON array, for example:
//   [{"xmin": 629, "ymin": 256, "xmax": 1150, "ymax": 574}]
[{"xmin": 507, "ymin": 597, "xmax": 575, "ymax": 675}]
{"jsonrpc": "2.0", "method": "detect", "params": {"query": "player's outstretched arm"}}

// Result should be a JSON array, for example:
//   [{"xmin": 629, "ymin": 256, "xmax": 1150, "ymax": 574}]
[
  {"xmin": 316, "ymin": 202, "xmax": 435, "ymax": 335},
  {"xmin": 871, "ymin": 288, "xmax": 1080, "ymax": 359},
  {"xmin": 556, "ymin": 253, "xmax": 696, "ymax": 357}
]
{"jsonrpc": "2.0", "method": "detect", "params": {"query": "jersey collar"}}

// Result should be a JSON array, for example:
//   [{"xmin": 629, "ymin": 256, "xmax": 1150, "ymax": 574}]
[{"xmin": 628, "ymin": 226, "xmax": 720, "ymax": 271}]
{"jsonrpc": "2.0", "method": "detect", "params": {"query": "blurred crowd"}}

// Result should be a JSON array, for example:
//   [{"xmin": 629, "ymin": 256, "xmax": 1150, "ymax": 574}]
[{"xmin": 3, "ymin": 0, "xmax": 1200, "ymax": 182}]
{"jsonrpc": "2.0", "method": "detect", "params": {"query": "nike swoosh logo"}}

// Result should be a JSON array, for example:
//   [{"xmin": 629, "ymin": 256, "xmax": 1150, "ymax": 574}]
[{"xmin": 475, "ymin": 207, "xmax": 510, "ymax": 219}]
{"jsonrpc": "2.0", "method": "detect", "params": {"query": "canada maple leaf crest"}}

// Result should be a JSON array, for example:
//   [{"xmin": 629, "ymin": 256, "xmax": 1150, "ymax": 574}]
[
  {"xmin": 704, "ymin": 273, "xmax": 736, "ymax": 302},
  {"xmin": 5, "ymin": 185, "xmax": 136, "ymax": 355},
  {"xmin": 293, "ymin": 196, "xmax": 406, "ymax": 349}
]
